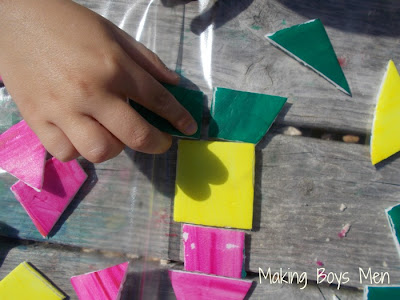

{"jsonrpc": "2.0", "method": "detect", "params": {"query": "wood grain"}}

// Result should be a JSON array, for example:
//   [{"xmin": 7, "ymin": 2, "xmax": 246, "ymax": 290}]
[{"xmin": 0, "ymin": 0, "xmax": 400, "ymax": 297}]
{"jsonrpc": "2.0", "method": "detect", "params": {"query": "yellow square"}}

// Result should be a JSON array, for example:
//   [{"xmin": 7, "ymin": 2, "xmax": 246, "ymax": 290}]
[
  {"xmin": 0, "ymin": 262, "xmax": 65, "ymax": 300},
  {"xmin": 174, "ymin": 140, "xmax": 255, "ymax": 229}
]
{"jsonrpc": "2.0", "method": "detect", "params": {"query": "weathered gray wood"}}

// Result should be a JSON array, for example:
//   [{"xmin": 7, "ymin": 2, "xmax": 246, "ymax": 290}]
[
  {"xmin": 2, "ymin": 133, "xmax": 400, "ymax": 289},
  {"xmin": 2, "ymin": 0, "xmax": 399, "ymax": 134},
  {"xmin": 168, "ymin": 134, "xmax": 400, "ymax": 288},
  {"xmin": 1, "ymin": 0, "xmax": 400, "ymax": 295},
  {"xmin": 0, "ymin": 237, "xmax": 362, "ymax": 299},
  {"xmin": 177, "ymin": 0, "xmax": 400, "ymax": 135}
]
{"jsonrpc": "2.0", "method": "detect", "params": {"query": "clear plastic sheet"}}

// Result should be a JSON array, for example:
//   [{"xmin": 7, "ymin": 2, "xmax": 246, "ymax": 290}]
[{"xmin": 0, "ymin": 0, "xmax": 270, "ymax": 297}]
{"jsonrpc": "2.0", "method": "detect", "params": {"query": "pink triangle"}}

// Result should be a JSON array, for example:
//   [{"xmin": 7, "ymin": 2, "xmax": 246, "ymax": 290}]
[
  {"xmin": 71, "ymin": 262, "xmax": 129, "ymax": 300},
  {"xmin": 169, "ymin": 270, "xmax": 252, "ymax": 300},
  {"xmin": 11, "ymin": 157, "xmax": 87, "ymax": 237},
  {"xmin": 0, "ymin": 120, "xmax": 46, "ymax": 191}
]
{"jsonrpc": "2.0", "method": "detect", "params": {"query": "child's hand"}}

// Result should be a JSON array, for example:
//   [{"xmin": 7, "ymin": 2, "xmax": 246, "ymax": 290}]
[{"xmin": 0, "ymin": 0, "xmax": 197, "ymax": 163}]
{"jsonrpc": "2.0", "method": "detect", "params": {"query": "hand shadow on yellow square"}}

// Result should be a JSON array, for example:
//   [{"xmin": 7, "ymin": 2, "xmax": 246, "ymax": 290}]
[{"xmin": 175, "ymin": 141, "xmax": 229, "ymax": 201}]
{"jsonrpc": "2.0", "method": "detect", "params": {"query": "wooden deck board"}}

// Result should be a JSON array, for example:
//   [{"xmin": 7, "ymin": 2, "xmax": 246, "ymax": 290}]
[
  {"xmin": 1, "ymin": 134, "xmax": 400, "ymax": 288},
  {"xmin": 1, "ymin": 0, "xmax": 400, "ymax": 297}
]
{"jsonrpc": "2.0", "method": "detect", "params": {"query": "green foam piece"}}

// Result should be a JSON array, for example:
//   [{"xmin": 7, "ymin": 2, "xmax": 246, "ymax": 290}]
[
  {"xmin": 364, "ymin": 286, "xmax": 400, "ymax": 299},
  {"xmin": 266, "ymin": 19, "xmax": 351, "ymax": 96},
  {"xmin": 386, "ymin": 204, "xmax": 400, "ymax": 257},
  {"xmin": 130, "ymin": 84, "xmax": 203, "ymax": 139},
  {"xmin": 208, "ymin": 87, "xmax": 287, "ymax": 144}
]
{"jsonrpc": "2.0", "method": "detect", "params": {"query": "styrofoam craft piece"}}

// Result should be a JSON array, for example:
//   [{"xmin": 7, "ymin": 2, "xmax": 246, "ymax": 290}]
[
  {"xmin": 11, "ymin": 158, "xmax": 87, "ymax": 237},
  {"xmin": 71, "ymin": 262, "xmax": 129, "ymax": 300},
  {"xmin": 266, "ymin": 19, "xmax": 351, "ymax": 95},
  {"xmin": 183, "ymin": 224, "xmax": 245, "ymax": 278},
  {"xmin": 0, "ymin": 120, "xmax": 46, "ymax": 191},
  {"xmin": 169, "ymin": 270, "xmax": 252, "ymax": 300},
  {"xmin": 370, "ymin": 60, "xmax": 400, "ymax": 165},
  {"xmin": 0, "ymin": 261, "xmax": 65, "ymax": 300},
  {"xmin": 174, "ymin": 140, "xmax": 255, "ymax": 229}
]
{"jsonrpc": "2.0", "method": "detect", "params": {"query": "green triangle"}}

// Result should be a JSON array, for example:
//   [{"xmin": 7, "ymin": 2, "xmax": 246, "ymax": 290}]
[
  {"xmin": 208, "ymin": 87, "xmax": 287, "ymax": 144},
  {"xmin": 266, "ymin": 19, "xmax": 351, "ymax": 95},
  {"xmin": 365, "ymin": 286, "xmax": 400, "ymax": 299},
  {"xmin": 130, "ymin": 84, "xmax": 203, "ymax": 139}
]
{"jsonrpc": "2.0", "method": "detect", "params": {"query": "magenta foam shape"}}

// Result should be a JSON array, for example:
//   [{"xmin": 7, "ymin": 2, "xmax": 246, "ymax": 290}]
[
  {"xmin": 0, "ymin": 120, "xmax": 46, "ymax": 191},
  {"xmin": 11, "ymin": 157, "xmax": 87, "ymax": 237},
  {"xmin": 169, "ymin": 270, "xmax": 252, "ymax": 300},
  {"xmin": 71, "ymin": 262, "xmax": 129, "ymax": 300},
  {"xmin": 183, "ymin": 224, "xmax": 245, "ymax": 278}
]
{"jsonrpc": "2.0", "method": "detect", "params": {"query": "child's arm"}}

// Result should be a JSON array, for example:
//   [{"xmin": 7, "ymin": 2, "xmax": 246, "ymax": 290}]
[{"xmin": 0, "ymin": 0, "xmax": 197, "ymax": 163}]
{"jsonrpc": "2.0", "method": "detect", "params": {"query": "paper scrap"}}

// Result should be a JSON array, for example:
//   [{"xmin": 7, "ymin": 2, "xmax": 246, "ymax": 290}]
[
  {"xmin": 338, "ymin": 223, "xmax": 351, "ymax": 238},
  {"xmin": 11, "ymin": 158, "xmax": 87, "ymax": 237}
]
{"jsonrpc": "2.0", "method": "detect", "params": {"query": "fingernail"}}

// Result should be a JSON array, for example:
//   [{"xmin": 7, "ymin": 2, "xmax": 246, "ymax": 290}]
[{"xmin": 184, "ymin": 121, "xmax": 198, "ymax": 135}]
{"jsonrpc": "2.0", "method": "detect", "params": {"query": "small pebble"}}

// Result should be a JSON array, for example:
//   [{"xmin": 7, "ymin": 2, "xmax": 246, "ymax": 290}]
[
  {"xmin": 340, "ymin": 203, "xmax": 347, "ymax": 212},
  {"xmin": 282, "ymin": 126, "xmax": 302, "ymax": 136},
  {"xmin": 342, "ymin": 135, "xmax": 360, "ymax": 143}
]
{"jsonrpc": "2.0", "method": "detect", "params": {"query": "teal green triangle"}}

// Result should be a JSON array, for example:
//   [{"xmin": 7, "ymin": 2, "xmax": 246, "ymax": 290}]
[
  {"xmin": 266, "ymin": 19, "xmax": 351, "ymax": 95},
  {"xmin": 366, "ymin": 286, "xmax": 400, "ymax": 299},
  {"xmin": 387, "ymin": 204, "xmax": 400, "ymax": 254},
  {"xmin": 130, "ymin": 84, "xmax": 203, "ymax": 139},
  {"xmin": 208, "ymin": 87, "xmax": 287, "ymax": 144}
]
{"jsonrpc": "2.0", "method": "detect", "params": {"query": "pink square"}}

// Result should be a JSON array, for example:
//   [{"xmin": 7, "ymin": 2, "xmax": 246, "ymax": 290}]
[
  {"xmin": 11, "ymin": 158, "xmax": 87, "ymax": 237},
  {"xmin": 71, "ymin": 262, "xmax": 129, "ymax": 300},
  {"xmin": 169, "ymin": 270, "xmax": 252, "ymax": 300},
  {"xmin": 183, "ymin": 224, "xmax": 245, "ymax": 278},
  {"xmin": 0, "ymin": 120, "xmax": 46, "ymax": 191}
]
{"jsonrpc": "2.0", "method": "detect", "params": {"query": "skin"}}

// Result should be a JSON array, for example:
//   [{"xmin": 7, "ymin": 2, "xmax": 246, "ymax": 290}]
[{"xmin": 0, "ymin": 0, "xmax": 197, "ymax": 163}]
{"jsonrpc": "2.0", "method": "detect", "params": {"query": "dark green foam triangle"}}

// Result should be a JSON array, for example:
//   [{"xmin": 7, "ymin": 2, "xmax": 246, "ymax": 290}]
[
  {"xmin": 365, "ymin": 286, "xmax": 400, "ymax": 299},
  {"xmin": 208, "ymin": 87, "xmax": 287, "ymax": 144},
  {"xmin": 386, "ymin": 204, "xmax": 400, "ymax": 257},
  {"xmin": 129, "ymin": 84, "xmax": 203, "ymax": 139},
  {"xmin": 266, "ymin": 19, "xmax": 351, "ymax": 95}
]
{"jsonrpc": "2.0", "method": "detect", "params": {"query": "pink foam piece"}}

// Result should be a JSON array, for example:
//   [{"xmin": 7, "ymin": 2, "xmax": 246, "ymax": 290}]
[
  {"xmin": 11, "ymin": 157, "xmax": 87, "ymax": 237},
  {"xmin": 169, "ymin": 270, "xmax": 252, "ymax": 300},
  {"xmin": 182, "ymin": 224, "xmax": 245, "ymax": 278},
  {"xmin": 71, "ymin": 262, "xmax": 129, "ymax": 300},
  {"xmin": 0, "ymin": 120, "xmax": 46, "ymax": 191}
]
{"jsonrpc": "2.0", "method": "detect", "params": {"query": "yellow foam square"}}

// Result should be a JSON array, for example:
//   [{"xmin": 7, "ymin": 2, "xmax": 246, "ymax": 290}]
[
  {"xmin": 0, "ymin": 262, "xmax": 65, "ymax": 300},
  {"xmin": 174, "ymin": 140, "xmax": 255, "ymax": 229},
  {"xmin": 371, "ymin": 60, "xmax": 400, "ymax": 165}
]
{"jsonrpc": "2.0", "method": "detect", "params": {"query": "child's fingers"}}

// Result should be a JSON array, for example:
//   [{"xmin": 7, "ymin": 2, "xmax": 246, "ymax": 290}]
[
  {"xmin": 93, "ymin": 99, "xmax": 172, "ymax": 154},
  {"xmin": 119, "ymin": 58, "xmax": 197, "ymax": 136},
  {"xmin": 30, "ymin": 121, "xmax": 79, "ymax": 162},
  {"xmin": 60, "ymin": 115, "xmax": 124, "ymax": 163},
  {"xmin": 112, "ymin": 25, "xmax": 180, "ymax": 85}
]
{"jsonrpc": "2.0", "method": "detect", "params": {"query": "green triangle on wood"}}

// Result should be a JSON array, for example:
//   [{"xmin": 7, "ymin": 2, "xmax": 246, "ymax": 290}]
[
  {"xmin": 266, "ymin": 19, "xmax": 351, "ymax": 96},
  {"xmin": 129, "ymin": 84, "xmax": 203, "ymax": 139},
  {"xmin": 208, "ymin": 87, "xmax": 287, "ymax": 144}
]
